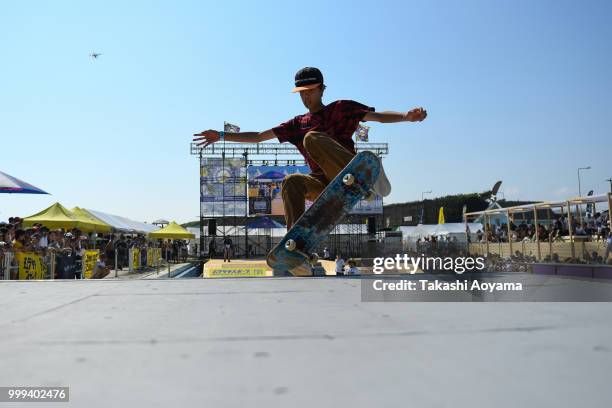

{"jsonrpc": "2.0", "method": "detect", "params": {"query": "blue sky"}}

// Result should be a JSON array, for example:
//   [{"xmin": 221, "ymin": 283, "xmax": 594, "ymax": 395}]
[{"xmin": 1, "ymin": 0, "xmax": 611, "ymax": 223}]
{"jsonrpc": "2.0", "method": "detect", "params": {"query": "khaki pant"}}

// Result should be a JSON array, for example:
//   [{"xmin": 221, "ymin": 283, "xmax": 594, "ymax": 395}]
[{"xmin": 281, "ymin": 131, "xmax": 355, "ymax": 228}]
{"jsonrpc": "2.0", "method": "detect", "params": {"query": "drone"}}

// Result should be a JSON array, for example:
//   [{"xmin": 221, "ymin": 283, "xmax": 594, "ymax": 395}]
[{"xmin": 89, "ymin": 52, "xmax": 102, "ymax": 59}]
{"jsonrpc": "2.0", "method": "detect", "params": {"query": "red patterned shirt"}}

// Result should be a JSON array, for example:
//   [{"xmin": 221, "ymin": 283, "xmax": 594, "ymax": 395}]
[{"xmin": 272, "ymin": 100, "xmax": 375, "ymax": 172}]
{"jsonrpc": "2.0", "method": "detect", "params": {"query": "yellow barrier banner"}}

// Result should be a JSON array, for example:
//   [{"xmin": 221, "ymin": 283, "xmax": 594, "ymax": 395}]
[
  {"xmin": 132, "ymin": 248, "xmax": 140, "ymax": 270},
  {"xmin": 83, "ymin": 250, "xmax": 100, "ymax": 279},
  {"xmin": 16, "ymin": 252, "xmax": 47, "ymax": 280},
  {"xmin": 147, "ymin": 249, "xmax": 154, "ymax": 267},
  {"xmin": 204, "ymin": 265, "xmax": 272, "ymax": 278}
]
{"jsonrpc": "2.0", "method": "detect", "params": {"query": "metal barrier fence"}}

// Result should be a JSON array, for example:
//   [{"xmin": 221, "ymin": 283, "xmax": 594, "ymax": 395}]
[
  {"xmin": 1, "ymin": 248, "xmax": 166, "ymax": 280},
  {"xmin": 125, "ymin": 248, "xmax": 164, "ymax": 276},
  {"xmin": 2, "ymin": 251, "xmax": 60, "ymax": 280},
  {"xmin": 1, "ymin": 250, "xmax": 107, "ymax": 280},
  {"xmin": 469, "ymin": 239, "xmax": 611, "ymax": 264}
]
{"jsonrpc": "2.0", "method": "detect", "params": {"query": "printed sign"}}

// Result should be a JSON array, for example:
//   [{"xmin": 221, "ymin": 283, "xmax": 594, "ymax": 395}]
[{"xmin": 16, "ymin": 252, "xmax": 47, "ymax": 280}]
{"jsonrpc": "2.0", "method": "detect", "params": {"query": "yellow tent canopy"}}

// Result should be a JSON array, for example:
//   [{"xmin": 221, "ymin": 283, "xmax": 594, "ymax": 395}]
[
  {"xmin": 22, "ymin": 202, "xmax": 100, "ymax": 232},
  {"xmin": 148, "ymin": 221, "xmax": 195, "ymax": 240},
  {"xmin": 71, "ymin": 207, "xmax": 112, "ymax": 233}
]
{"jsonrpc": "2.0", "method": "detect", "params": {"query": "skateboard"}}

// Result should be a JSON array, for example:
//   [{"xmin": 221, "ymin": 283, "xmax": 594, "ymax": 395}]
[{"xmin": 266, "ymin": 151, "xmax": 382, "ymax": 276}]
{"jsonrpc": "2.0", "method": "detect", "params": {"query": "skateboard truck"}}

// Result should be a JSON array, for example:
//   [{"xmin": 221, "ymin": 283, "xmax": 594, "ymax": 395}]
[
  {"xmin": 285, "ymin": 239, "xmax": 319, "ymax": 265},
  {"xmin": 343, "ymin": 173, "xmax": 375, "ymax": 200}
]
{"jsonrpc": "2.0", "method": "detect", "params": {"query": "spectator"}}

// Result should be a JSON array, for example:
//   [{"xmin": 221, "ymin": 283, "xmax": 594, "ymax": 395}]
[
  {"xmin": 12, "ymin": 230, "xmax": 26, "ymax": 251},
  {"xmin": 104, "ymin": 235, "xmax": 116, "ymax": 267},
  {"xmin": 335, "ymin": 254, "xmax": 345, "ymax": 276},
  {"xmin": 37, "ymin": 227, "xmax": 49, "ymax": 249},
  {"xmin": 346, "ymin": 260, "xmax": 360, "ymax": 276},
  {"xmin": 223, "ymin": 236, "xmax": 233, "ymax": 262},
  {"xmin": 91, "ymin": 255, "xmax": 111, "ymax": 279},
  {"xmin": 208, "ymin": 239, "xmax": 217, "ymax": 258},
  {"xmin": 323, "ymin": 247, "xmax": 330, "ymax": 260}
]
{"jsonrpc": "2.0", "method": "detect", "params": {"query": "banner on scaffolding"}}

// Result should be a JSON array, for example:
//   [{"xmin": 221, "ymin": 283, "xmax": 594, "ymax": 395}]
[
  {"xmin": 247, "ymin": 165, "xmax": 382, "ymax": 215},
  {"xmin": 16, "ymin": 252, "xmax": 47, "ymax": 280},
  {"xmin": 351, "ymin": 195, "xmax": 383, "ymax": 214},
  {"xmin": 247, "ymin": 165, "xmax": 310, "ymax": 215},
  {"xmin": 200, "ymin": 157, "xmax": 247, "ymax": 216}
]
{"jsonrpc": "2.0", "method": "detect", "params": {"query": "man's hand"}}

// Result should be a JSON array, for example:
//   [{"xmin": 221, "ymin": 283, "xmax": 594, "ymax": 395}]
[
  {"xmin": 404, "ymin": 107, "xmax": 427, "ymax": 122},
  {"xmin": 193, "ymin": 129, "xmax": 277, "ymax": 145},
  {"xmin": 193, "ymin": 130, "xmax": 220, "ymax": 148}
]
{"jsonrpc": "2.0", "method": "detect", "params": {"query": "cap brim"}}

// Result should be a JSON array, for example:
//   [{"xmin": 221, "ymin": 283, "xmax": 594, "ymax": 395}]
[{"xmin": 291, "ymin": 83, "xmax": 321, "ymax": 93}]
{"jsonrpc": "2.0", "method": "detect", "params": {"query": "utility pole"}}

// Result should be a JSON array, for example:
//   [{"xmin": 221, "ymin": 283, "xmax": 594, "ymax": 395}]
[
  {"xmin": 420, "ymin": 191, "xmax": 432, "ymax": 224},
  {"xmin": 606, "ymin": 178, "xmax": 612, "ymax": 194}
]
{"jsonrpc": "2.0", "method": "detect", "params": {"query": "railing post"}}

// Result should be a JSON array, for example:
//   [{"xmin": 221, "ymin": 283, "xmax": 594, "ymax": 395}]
[
  {"xmin": 484, "ymin": 213, "xmax": 490, "ymax": 256},
  {"xmin": 507, "ymin": 211, "xmax": 513, "ymax": 257},
  {"xmin": 534, "ymin": 207, "xmax": 541, "ymax": 261},
  {"xmin": 3, "ymin": 252, "xmax": 12, "ymax": 280},
  {"xmin": 48, "ymin": 253, "xmax": 55, "ymax": 280},
  {"xmin": 129, "ymin": 249, "xmax": 134, "ymax": 273}
]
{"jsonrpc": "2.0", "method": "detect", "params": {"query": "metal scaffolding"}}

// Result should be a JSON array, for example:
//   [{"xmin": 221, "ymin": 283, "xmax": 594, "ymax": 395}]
[
  {"xmin": 191, "ymin": 142, "xmax": 389, "ymax": 157},
  {"xmin": 196, "ymin": 142, "xmax": 388, "ymax": 259}
]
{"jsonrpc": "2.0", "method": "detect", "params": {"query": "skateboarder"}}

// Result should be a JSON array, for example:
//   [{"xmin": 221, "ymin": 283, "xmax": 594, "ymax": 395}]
[{"xmin": 194, "ymin": 67, "xmax": 427, "ymax": 228}]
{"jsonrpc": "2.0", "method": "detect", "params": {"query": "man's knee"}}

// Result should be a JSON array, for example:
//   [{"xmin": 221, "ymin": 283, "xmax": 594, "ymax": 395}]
[
  {"xmin": 282, "ymin": 174, "xmax": 304, "ymax": 195},
  {"xmin": 303, "ymin": 131, "xmax": 327, "ymax": 152}
]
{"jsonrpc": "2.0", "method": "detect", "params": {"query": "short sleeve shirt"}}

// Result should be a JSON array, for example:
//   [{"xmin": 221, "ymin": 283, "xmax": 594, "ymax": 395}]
[{"xmin": 272, "ymin": 100, "xmax": 374, "ymax": 172}]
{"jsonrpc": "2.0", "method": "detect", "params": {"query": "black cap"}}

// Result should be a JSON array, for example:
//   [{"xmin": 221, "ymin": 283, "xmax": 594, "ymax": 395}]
[{"xmin": 292, "ymin": 67, "xmax": 324, "ymax": 92}]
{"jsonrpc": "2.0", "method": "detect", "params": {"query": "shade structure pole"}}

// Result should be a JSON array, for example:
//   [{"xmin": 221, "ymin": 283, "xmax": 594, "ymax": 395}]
[
  {"xmin": 567, "ymin": 201, "xmax": 575, "ymax": 259},
  {"xmin": 484, "ymin": 213, "xmax": 490, "ymax": 255},
  {"xmin": 534, "ymin": 207, "xmax": 541, "ymax": 260},
  {"xmin": 507, "ymin": 211, "xmax": 512, "ymax": 256}
]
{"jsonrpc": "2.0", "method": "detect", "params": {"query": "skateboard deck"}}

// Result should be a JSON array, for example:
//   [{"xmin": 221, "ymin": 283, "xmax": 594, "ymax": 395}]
[{"xmin": 266, "ymin": 151, "xmax": 382, "ymax": 275}]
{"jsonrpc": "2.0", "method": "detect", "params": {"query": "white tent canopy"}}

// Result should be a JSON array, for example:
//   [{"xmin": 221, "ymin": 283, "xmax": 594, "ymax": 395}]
[
  {"xmin": 399, "ymin": 223, "xmax": 483, "ymax": 242},
  {"xmin": 85, "ymin": 208, "xmax": 159, "ymax": 234}
]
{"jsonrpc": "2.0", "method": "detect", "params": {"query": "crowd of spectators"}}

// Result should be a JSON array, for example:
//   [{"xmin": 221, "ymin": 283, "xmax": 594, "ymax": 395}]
[
  {"xmin": 1, "ymin": 217, "xmax": 91, "ymax": 254},
  {"xmin": 471, "ymin": 212, "xmax": 612, "ymax": 265},
  {"xmin": 1, "ymin": 217, "xmax": 192, "ymax": 279},
  {"xmin": 473, "ymin": 212, "xmax": 610, "ymax": 244},
  {"xmin": 416, "ymin": 235, "xmax": 462, "ymax": 257}
]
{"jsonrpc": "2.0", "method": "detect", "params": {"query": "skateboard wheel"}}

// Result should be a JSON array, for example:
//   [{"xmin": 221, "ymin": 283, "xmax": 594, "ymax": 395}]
[
  {"xmin": 285, "ymin": 239, "xmax": 297, "ymax": 251},
  {"xmin": 343, "ymin": 173, "xmax": 355, "ymax": 186}
]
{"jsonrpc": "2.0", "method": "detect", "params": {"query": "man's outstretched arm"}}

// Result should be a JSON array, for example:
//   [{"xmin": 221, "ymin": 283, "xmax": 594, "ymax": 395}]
[
  {"xmin": 363, "ymin": 107, "xmax": 427, "ymax": 123},
  {"xmin": 193, "ymin": 128, "xmax": 277, "ymax": 148}
]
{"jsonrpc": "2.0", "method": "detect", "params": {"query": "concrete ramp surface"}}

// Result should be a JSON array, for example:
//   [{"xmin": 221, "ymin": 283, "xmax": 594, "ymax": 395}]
[{"xmin": 1, "ymin": 277, "xmax": 611, "ymax": 407}]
